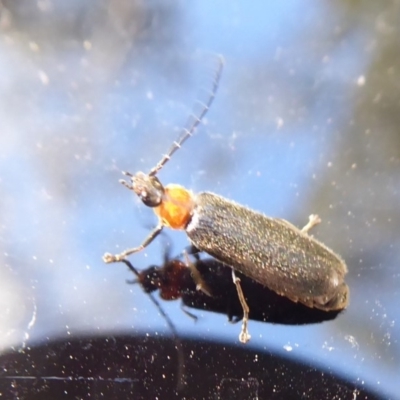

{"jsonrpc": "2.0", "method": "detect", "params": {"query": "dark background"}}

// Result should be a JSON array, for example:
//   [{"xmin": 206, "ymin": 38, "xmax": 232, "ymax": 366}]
[{"xmin": 0, "ymin": 1, "xmax": 399, "ymax": 398}]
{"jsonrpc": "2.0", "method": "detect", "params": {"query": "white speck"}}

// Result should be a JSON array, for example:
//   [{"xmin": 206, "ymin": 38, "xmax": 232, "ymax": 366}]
[
  {"xmin": 283, "ymin": 344, "xmax": 293, "ymax": 352},
  {"xmin": 38, "ymin": 70, "xmax": 49, "ymax": 85},
  {"xmin": 27, "ymin": 303, "xmax": 37, "ymax": 330},
  {"xmin": 37, "ymin": 0, "xmax": 53, "ymax": 12},
  {"xmin": 21, "ymin": 301, "xmax": 37, "ymax": 348},
  {"xmin": 146, "ymin": 91, "xmax": 153, "ymax": 100},
  {"xmin": 29, "ymin": 42, "xmax": 39, "ymax": 52},
  {"xmin": 322, "ymin": 341, "xmax": 334, "ymax": 351},
  {"xmin": 356, "ymin": 75, "xmax": 366, "ymax": 86},
  {"xmin": 345, "ymin": 335, "xmax": 359, "ymax": 349},
  {"xmin": 83, "ymin": 40, "xmax": 92, "ymax": 50}
]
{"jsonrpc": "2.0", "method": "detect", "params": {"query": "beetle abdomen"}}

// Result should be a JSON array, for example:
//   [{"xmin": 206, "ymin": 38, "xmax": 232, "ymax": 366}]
[{"xmin": 186, "ymin": 192, "xmax": 349, "ymax": 311}]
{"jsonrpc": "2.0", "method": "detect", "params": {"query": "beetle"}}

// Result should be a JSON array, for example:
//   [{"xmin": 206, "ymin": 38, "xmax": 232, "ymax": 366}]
[{"xmin": 103, "ymin": 55, "xmax": 349, "ymax": 342}]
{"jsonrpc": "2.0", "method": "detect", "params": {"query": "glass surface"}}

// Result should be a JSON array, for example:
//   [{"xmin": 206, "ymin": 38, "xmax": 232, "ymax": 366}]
[{"xmin": 0, "ymin": 1, "xmax": 399, "ymax": 398}]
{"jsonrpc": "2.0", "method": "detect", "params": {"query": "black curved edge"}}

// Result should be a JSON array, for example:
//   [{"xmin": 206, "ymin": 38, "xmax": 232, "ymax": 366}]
[{"xmin": 0, "ymin": 334, "xmax": 384, "ymax": 400}]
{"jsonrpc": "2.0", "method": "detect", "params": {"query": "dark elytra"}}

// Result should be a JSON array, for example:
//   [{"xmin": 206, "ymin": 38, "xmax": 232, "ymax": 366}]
[{"xmin": 186, "ymin": 192, "xmax": 349, "ymax": 312}]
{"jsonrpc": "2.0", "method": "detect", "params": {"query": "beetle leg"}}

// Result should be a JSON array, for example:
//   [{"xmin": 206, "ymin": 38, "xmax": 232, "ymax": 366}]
[
  {"xmin": 186, "ymin": 244, "xmax": 201, "ymax": 257},
  {"xmin": 103, "ymin": 223, "xmax": 164, "ymax": 263},
  {"xmin": 232, "ymin": 269, "xmax": 251, "ymax": 344},
  {"xmin": 180, "ymin": 302, "xmax": 198, "ymax": 321},
  {"xmin": 301, "ymin": 214, "xmax": 321, "ymax": 234}
]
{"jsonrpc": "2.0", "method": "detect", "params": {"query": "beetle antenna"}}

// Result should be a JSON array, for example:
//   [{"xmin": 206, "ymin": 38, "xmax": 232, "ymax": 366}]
[{"xmin": 148, "ymin": 55, "xmax": 224, "ymax": 177}]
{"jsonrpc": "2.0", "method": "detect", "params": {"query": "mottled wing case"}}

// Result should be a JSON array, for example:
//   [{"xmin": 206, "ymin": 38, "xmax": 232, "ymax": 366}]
[{"xmin": 186, "ymin": 192, "xmax": 349, "ymax": 310}]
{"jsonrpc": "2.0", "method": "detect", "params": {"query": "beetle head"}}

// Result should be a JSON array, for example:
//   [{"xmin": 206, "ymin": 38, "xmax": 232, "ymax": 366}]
[{"xmin": 130, "ymin": 171, "xmax": 164, "ymax": 207}]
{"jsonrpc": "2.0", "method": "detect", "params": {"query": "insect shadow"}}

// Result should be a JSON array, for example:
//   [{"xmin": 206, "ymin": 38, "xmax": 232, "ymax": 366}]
[{"xmin": 122, "ymin": 243, "xmax": 345, "ymax": 328}]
